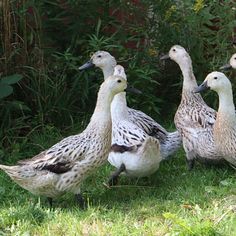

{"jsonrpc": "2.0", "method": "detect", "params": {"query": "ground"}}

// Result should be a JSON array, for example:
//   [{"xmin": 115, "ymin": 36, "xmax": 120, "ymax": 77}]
[{"xmin": 0, "ymin": 127, "xmax": 235, "ymax": 235}]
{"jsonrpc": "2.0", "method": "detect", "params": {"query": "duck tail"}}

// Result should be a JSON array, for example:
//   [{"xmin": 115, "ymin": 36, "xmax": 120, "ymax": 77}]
[
  {"xmin": 161, "ymin": 130, "xmax": 182, "ymax": 160},
  {"xmin": 139, "ymin": 136, "xmax": 160, "ymax": 155},
  {"xmin": 0, "ymin": 164, "xmax": 20, "ymax": 179},
  {"xmin": 168, "ymin": 130, "xmax": 182, "ymax": 145},
  {"xmin": 0, "ymin": 164, "xmax": 12, "ymax": 171}
]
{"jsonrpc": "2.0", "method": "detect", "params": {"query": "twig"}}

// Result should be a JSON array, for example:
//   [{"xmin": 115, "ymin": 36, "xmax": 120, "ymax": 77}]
[
  {"xmin": 102, "ymin": 182, "xmax": 156, "ymax": 189},
  {"xmin": 214, "ymin": 206, "xmax": 235, "ymax": 225}
]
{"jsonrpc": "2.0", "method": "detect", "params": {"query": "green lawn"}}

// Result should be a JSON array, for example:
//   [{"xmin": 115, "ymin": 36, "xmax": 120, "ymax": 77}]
[{"xmin": 0, "ymin": 127, "xmax": 235, "ymax": 235}]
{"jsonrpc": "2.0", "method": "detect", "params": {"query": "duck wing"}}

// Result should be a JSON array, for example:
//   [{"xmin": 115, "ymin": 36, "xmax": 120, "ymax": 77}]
[
  {"xmin": 112, "ymin": 119, "xmax": 149, "ymax": 152},
  {"xmin": 176, "ymin": 94, "xmax": 217, "ymax": 131},
  {"xmin": 128, "ymin": 108, "xmax": 168, "ymax": 142},
  {"xmin": 40, "ymin": 161, "xmax": 73, "ymax": 174},
  {"xmin": 17, "ymin": 134, "xmax": 90, "ymax": 173},
  {"xmin": 17, "ymin": 151, "xmax": 47, "ymax": 165},
  {"xmin": 189, "ymin": 102, "xmax": 216, "ymax": 129}
]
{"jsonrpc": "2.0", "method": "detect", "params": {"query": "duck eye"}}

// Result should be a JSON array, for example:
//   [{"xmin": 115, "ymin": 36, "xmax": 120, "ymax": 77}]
[
  {"xmin": 214, "ymin": 77, "xmax": 218, "ymax": 80},
  {"xmin": 173, "ymin": 48, "xmax": 176, "ymax": 52},
  {"xmin": 117, "ymin": 80, "xmax": 121, "ymax": 83},
  {"xmin": 234, "ymin": 57, "xmax": 236, "ymax": 60},
  {"xmin": 97, "ymin": 55, "xmax": 102, "ymax": 58}
]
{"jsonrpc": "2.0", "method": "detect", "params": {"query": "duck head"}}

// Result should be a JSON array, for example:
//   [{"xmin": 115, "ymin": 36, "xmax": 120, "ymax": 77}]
[
  {"xmin": 103, "ymin": 75, "xmax": 127, "ymax": 96},
  {"xmin": 220, "ymin": 53, "xmax": 236, "ymax": 71},
  {"xmin": 79, "ymin": 51, "xmax": 117, "ymax": 71},
  {"xmin": 113, "ymin": 65, "xmax": 127, "ymax": 80},
  {"xmin": 113, "ymin": 65, "xmax": 142, "ymax": 94},
  {"xmin": 160, "ymin": 45, "xmax": 191, "ymax": 66},
  {"xmin": 194, "ymin": 71, "xmax": 231, "ymax": 94}
]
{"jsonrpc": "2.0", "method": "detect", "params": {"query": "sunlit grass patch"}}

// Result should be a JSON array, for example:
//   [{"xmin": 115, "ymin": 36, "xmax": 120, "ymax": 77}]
[{"xmin": 0, "ymin": 130, "xmax": 235, "ymax": 235}]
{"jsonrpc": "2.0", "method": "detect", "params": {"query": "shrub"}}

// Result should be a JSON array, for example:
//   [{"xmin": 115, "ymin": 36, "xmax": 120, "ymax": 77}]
[{"xmin": 0, "ymin": 0, "xmax": 235, "ymax": 151}]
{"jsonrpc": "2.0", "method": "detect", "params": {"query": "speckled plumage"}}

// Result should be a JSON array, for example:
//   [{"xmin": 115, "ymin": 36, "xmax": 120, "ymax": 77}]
[
  {"xmin": 164, "ymin": 45, "xmax": 224, "ymax": 168},
  {"xmin": 196, "ymin": 72, "xmax": 236, "ymax": 166},
  {"xmin": 107, "ymin": 65, "xmax": 161, "ymax": 178},
  {"xmin": 0, "ymin": 76, "xmax": 127, "ymax": 199},
  {"xmin": 79, "ymin": 51, "xmax": 182, "ymax": 161}
]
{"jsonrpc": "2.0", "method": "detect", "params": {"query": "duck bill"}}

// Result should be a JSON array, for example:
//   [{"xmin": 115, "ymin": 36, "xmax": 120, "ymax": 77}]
[
  {"xmin": 219, "ymin": 63, "xmax": 232, "ymax": 71},
  {"xmin": 125, "ymin": 84, "xmax": 142, "ymax": 94},
  {"xmin": 79, "ymin": 60, "xmax": 95, "ymax": 71},
  {"xmin": 160, "ymin": 54, "xmax": 170, "ymax": 60},
  {"xmin": 194, "ymin": 81, "xmax": 209, "ymax": 93}
]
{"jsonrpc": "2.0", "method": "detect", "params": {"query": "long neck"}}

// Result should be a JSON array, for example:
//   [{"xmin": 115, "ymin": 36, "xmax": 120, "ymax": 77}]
[
  {"xmin": 111, "ymin": 92, "xmax": 129, "ymax": 121},
  {"xmin": 102, "ymin": 65, "xmax": 114, "ymax": 80},
  {"xmin": 218, "ymin": 88, "xmax": 236, "ymax": 123},
  {"xmin": 88, "ymin": 87, "xmax": 113, "ymax": 128},
  {"xmin": 178, "ymin": 57, "xmax": 204, "ymax": 104},
  {"xmin": 214, "ymin": 88, "xmax": 236, "ymax": 155},
  {"xmin": 179, "ymin": 59, "xmax": 198, "ymax": 92}
]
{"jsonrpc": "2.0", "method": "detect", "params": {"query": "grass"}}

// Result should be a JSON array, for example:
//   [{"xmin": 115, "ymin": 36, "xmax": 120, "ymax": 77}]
[{"xmin": 0, "ymin": 126, "xmax": 236, "ymax": 235}]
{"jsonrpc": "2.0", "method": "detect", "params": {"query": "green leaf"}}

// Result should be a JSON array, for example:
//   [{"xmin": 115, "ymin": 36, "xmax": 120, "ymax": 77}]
[
  {"xmin": 95, "ymin": 18, "xmax": 102, "ymax": 36},
  {"xmin": 9, "ymin": 100, "xmax": 31, "ymax": 111},
  {"xmin": 220, "ymin": 179, "xmax": 232, "ymax": 186},
  {"xmin": 0, "ymin": 186, "xmax": 5, "ymax": 194},
  {"xmin": 1, "ymin": 74, "xmax": 23, "ymax": 85},
  {"xmin": 0, "ymin": 84, "xmax": 13, "ymax": 99}
]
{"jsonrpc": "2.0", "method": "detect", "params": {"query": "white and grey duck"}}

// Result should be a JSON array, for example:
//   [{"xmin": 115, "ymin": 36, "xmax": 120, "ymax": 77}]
[
  {"xmin": 79, "ymin": 51, "xmax": 182, "ymax": 184},
  {"xmin": 107, "ymin": 65, "xmax": 161, "ymax": 184},
  {"xmin": 161, "ymin": 45, "xmax": 225, "ymax": 170},
  {"xmin": 220, "ymin": 53, "xmax": 236, "ymax": 70},
  {"xmin": 0, "ymin": 75, "xmax": 128, "ymax": 207},
  {"xmin": 195, "ymin": 71, "xmax": 236, "ymax": 166}
]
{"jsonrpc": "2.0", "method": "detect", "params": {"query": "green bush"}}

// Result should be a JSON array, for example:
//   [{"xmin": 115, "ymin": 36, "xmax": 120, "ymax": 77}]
[{"xmin": 0, "ymin": 0, "xmax": 235, "ymax": 150}]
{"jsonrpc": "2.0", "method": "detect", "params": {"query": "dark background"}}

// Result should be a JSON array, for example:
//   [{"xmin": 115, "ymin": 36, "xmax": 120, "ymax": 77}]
[{"xmin": 0, "ymin": 0, "xmax": 235, "ymax": 156}]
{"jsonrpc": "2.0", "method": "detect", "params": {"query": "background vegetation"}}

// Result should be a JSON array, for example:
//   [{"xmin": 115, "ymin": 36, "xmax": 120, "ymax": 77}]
[
  {"xmin": 0, "ymin": 0, "xmax": 235, "ymax": 235},
  {"xmin": 0, "ymin": 0, "xmax": 235, "ymax": 152}
]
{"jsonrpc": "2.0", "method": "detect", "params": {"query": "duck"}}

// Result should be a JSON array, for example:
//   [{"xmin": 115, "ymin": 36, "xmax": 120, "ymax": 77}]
[
  {"xmin": 220, "ymin": 53, "xmax": 236, "ymax": 70},
  {"xmin": 79, "ymin": 51, "xmax": 182, "ymax": 162},
  {"xmin": 106, "ymin": 65, "xmax": 161, "ymax": 185},
  {"xmin": 195, "ymin": 71, "xmax": 236, "ymax": 166},
  {"xmin": 0, "ymin": 75, "xmax": 128, "ymax": 206},
  {"xmin": 161, "ymin": 45, "xmax": 225, "ymax": 170}
]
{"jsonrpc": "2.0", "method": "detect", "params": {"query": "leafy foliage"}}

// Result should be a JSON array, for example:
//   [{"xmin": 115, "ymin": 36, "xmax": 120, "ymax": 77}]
[
  {"xmin": 0, "ymin": 74, "xmax": 23, "ymax": 99},
  {"xmin": 0, "ymin": 2, "xmax": 235, "ymax": 234},
  {"xmin": 0, "ymin": 0, "xmax": 235, "ymax": 147}
]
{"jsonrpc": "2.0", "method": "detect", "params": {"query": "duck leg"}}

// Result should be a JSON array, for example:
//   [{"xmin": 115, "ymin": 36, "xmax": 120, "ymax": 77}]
[
  {"xmin": 75, "ymin": 193, "xmax": 87, "ymax": 210},
  {"xmin": 108, "ymin": 163, "xmax": 126, "ymax": 186},
  {"xmin": 186, "ymin": 150, "xmax": 196, "ymax": 171},
  {"xmin": 47, "ymin": 197, "xmax": 53, "ymax": 207},
  {"xmin": 186, "ymin": 159, "xmax": 195, "ymax": 170}
]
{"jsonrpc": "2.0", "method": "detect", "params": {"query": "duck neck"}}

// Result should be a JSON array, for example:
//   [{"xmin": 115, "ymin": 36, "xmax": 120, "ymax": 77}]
[
  {"xmin": 89, "ymin": 87, "xmax": 113, "ymax": 128},
  {"xmin": 179, "ymin": 59, "xmax": 198, "ymax": 92},
  {"xmin": 218, "ymin": 88, "xmax": 236, "ymax": 124},
  {"xmin": 111, "ymin": 92, "xmax": 129, "ymax": 121},
  {"xmin": 102, "ymin": 65, "xmax": 114, "ymax": 80}
]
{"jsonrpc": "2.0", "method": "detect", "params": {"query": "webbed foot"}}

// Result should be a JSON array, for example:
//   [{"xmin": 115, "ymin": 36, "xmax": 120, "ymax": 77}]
[
  {"xmin": 76, "ymin": 193, "xmax": 87, "ymax": 210},
  {"xmin": 47, "ymin": 197, "xmax": 53, "ymax": 208},
  {"xmin": 107, "ymin": 163, "xmax": 126, "ymax": 186},
  {"xmin": 186, "ymin": 159, "xmax": 195, "ymax": 171}
]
